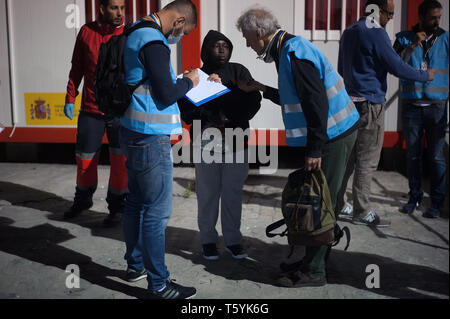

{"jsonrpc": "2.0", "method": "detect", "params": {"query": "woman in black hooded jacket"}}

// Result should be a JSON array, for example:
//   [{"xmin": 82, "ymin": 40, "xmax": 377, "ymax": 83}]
[{"xmin": 178, "ymin": 30, "xmax": 262, "ymax": 260}]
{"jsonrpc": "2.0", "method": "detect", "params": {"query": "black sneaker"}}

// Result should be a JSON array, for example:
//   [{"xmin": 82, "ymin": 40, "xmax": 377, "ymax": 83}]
[
  {"xmin": 63, "ymin": 201, "xmax": 93, "ymax": 219},
  {"xmin": 352, "ymin": 210, "xmax": 391, "ymax": 228},
  {"xmin": 423, "ymin": 204, "xmax": 440, "ymax": 219},
  {"xmin": 148, "ymin": 280, "xmax": 196, "ymax": 299},
  {"xmin": 202, "ymin": 243, "xmax": 219, "ymax": 261},
  {"xmin": 103, "ymin": 212, "xmax": 122, "ymax": 227},
  {"xmin": 280, "ymin": 259, "xmax": 303, "ymax": 274},
  {"xmin": 226, "ymin": 244, "xmax": 248, "ymax": 259},
  {"xmin": 277, "ymin": 271, "xmax": 327, "ymax": 288},
  {"xmin": 125, "ymin": 267, "xmax": 147, "ymax": 282},
  {"xmin": 401, "ymin": 196, "xmax": 422, "ymax": 214}
]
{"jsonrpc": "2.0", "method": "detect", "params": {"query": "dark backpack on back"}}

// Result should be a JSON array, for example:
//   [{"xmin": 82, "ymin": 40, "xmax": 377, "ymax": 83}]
[{"xmin": 94, "ymin": 21, "xmax": 159, "ymax": 118}]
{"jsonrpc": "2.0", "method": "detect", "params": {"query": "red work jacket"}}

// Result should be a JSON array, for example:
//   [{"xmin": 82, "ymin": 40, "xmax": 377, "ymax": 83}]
[{"xmin": 65, "ymin": 18, "xmax": 124, "ymax": 114}]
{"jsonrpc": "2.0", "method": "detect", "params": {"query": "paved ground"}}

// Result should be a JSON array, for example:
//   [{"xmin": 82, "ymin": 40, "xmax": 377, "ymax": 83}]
[{"xmin": 0, "ymin": 162, "xmax": 448, "ymax": 299}]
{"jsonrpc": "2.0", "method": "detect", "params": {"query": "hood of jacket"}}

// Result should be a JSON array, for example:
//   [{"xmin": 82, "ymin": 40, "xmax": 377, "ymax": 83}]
[{"xmin": 201, "ymin": 30, "xmax": 233, "ymax": 70}]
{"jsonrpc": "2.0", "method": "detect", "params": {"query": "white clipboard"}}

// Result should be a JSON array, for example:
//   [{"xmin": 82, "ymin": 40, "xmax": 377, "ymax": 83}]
[{"xmin": 178, "ymin": 69, "xmax": 230, "ymax": 107}]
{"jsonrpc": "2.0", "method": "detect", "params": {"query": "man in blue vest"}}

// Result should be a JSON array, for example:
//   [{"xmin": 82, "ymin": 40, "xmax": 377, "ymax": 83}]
[
  {"xmin": 236, "ymin": 8, "xmax": 360, "ymax": 287},
  {"xmin": 394, "ymin": 0, "xmax": 448, "ymax": 218},
  {"xmin": 120, "ymin": 0, "xmax": 203, "ymax": 299},
  {"xmin": 337, "ymin": 0, "xmax": 434, "ymax": 227}
]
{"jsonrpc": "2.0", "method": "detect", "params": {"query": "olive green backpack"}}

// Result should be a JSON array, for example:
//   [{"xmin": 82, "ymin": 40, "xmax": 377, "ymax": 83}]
[{"xmin": 266, "ymin": 168, "xmax": 350, "ymax": 249}]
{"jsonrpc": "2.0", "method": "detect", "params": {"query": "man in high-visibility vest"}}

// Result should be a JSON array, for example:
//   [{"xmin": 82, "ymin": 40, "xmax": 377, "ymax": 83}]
[
  {"xmin": 394, "ymin": 0, "xmax": 448, "ymax": 218},
  {"xmin": 236, "ymin": 7, "xmax": 360, "ymax": 288},
  {"xmin": 120, "ymin": 0, "xmax": 223, "ymax": 299}
]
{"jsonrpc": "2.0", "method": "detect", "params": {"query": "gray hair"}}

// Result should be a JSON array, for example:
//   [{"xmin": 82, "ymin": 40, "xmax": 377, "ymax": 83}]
[{"xmin": 236, "ymin": 7, "xmax": 280, "ymax": 37}]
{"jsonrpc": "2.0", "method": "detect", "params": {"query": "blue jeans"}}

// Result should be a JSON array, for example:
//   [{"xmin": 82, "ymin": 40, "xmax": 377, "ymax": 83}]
[
  {"xmin": 120, "ymin": 127, "xmax": 173, "ymax": 291},
  {"xmin": 402, "ymin": 102, "xmax": 448, "ymax": 206}
]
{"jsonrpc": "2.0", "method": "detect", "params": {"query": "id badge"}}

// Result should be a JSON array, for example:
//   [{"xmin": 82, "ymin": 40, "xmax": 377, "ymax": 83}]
[{"xmin": 421, "ymin": 61, "xmax": 428, "ymax": 71}]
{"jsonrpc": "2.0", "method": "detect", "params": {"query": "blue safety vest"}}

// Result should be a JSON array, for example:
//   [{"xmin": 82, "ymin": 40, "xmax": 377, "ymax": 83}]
[
  {"xmin": 121, "ymin": 25, "xmax": 182, "ymax": 135},
  {"xmin": 395, "ymin": 30, "xmax": 449, "ymax": 101},
  {"xmin": 278, "ymin": 36, "xmax": 359, "ymax": 146}
]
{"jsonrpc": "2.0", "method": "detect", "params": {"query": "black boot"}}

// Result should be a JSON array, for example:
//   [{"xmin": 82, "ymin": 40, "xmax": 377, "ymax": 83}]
[
  {"xmin": 64, "ymin": 187, "xmax": 94, "ymax": 219},
  {"xmin": 103, "ymin": 192, "xmax": 125, "ymax": 227},
  {"xmin": 102, "ymin": 210, "xmax": 122, "ymax": 227}
]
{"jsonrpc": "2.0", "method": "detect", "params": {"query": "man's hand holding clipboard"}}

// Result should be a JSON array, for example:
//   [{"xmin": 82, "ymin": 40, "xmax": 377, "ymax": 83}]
[{"xmin": 180, "ymin": 69, "xmax": 228, "ymax": 106}]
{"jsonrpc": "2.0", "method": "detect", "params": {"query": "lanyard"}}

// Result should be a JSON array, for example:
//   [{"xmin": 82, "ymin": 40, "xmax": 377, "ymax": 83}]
[
  {"xmin": 277, "ymin": 31, "xmax": 287, "ymax": 60},
  {"xmin": 423, "ymin": 35, "xmax": 438, "ymax": 60},
  {"xmin": 150, "ymin": 13, "xmax": 161, "ymax": 29}
]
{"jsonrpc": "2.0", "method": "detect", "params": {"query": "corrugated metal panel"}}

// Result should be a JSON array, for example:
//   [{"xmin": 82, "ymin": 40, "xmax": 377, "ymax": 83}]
[{"xmin": 85, "ymin": 0, "xmax": 158, "ymax": 23}]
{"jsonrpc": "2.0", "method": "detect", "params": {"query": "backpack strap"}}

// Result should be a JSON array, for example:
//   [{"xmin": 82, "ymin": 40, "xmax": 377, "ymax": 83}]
[
  {"xmin": 124, "ymin": 21, "xmax": 160, "ymax": 89},
  {"xmin": 124, "ymin": 20, "xmax": 160, "ymax": 36},
  {"xmin": 341, "ymin": 226, "xmax": 351, "ymax": 250},
  {"xmin": 265, "ymin": 219, "xmax": 288, "ymax": 238},
  {"xmin": 332, "ymin": 224, "xmax": 351, "ymax": 251},
  {"xmin": 129, "ymin": 76, "xmax": 149, "ymax": 90}
]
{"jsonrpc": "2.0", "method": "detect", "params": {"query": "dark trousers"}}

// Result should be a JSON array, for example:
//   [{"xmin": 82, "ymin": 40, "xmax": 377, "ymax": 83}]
[
  {"xmin": 303, "ymin": 129, "xmax": 357, "ymax": 277},
  {"xmin": 402, "ymin": 102, "xmax": 448, "ymax": 206},
  {"xmin": 74, "ymin": 111, "xmax": 128, "ymax": 214}
]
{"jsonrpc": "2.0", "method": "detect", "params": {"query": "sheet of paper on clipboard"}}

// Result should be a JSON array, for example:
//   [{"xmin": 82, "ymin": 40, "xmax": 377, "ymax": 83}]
[{"xmin": 178, "ymin": 68, "xmax": 230, "ymax": 107}]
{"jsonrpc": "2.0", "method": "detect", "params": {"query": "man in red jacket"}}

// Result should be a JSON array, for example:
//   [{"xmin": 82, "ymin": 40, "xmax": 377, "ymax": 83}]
[{"xmin": 64, "ymin": 0, "xmax": 128, "ymax": 227}]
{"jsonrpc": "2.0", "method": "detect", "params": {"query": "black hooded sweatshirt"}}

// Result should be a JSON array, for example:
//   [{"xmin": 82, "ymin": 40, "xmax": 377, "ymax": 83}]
[{"xmin": 178, "ymin": 30, "xmax": 262, "ymax": 149}]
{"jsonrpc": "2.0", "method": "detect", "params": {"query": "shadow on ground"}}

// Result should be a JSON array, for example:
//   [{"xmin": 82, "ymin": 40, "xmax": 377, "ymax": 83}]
[
  {"xmin": 0, "ymin": 181, "xmax": 448, "ymax": 299},
  {"xmin": 0, "ymin": 216, "xmax": 147, "ymax": 298},
  {"xmin": 165, "ymin": 226, "xmax": 449, "ymax": 299}
]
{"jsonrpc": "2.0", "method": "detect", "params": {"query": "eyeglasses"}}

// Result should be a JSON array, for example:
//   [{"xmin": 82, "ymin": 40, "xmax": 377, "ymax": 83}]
[{"xmin": 381, "ymin": 9, "xmax": 394, "ymax": 18}]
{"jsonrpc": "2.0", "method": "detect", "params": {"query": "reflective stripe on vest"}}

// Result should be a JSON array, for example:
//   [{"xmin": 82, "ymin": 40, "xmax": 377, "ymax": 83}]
[
  {"xmin": 401, "ymin": 85, "xmax": 449, "ymax": 93},
  {"xmin": 286, "ymin": 127, "xmax": 308, "ymax": 138},
  {"xmin": 122, "ymin": 24, "xmax": 182, "ymax": 135},
  {"xmin": 396, "ymin": 30, "xmax": 449, "ymax": 101},
  {"xmin": 278, "ymin": 36, "xmax": 359, "ymax": 146},
  {"xmin": 434, "ymin": 68, "xmax": 449, "ymax": 75},
  {"xmin": 134, "ymin": 84, "xmax": 154, "ymax": 96},
  {"xmin": 326, "ymin": 78, "xmax": 345, "ymax": 100},
  {"xmin": 124, "ymin": 108, "xmax": 181, "ymax": 124},
  {"xmin": 282, "ymin": 98, "xmax": 356, "ymax": 136}
]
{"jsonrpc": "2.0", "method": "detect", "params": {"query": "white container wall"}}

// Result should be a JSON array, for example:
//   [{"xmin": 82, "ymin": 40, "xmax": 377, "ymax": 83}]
[{"xmin": 0, "ymin": 0, "xmax": 448, "ymax": 140}]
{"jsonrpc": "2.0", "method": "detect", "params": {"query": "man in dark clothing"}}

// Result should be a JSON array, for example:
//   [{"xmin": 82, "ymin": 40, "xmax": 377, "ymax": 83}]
[
  {"xmin": 336, "ymin": 0, "xmax": 433, "ymax": 227},
  {"xmin": 178, "ymin": 30, "xmax": 262, "ymax": 261},
  {"xmin": 236, "ymin": 8, "xmax": 359, "ymax": 287},
  {"xmin": 64, "ymin": 0, "xmax": 128, "ymax": 227}
]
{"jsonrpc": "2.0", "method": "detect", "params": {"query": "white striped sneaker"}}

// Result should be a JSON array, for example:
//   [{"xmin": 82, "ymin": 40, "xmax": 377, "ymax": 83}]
[
  {"xmin": 352, "ymin": 210, "xmax": 391, "ymax": 227},
  {"xmin": 148, "ymin": 280, "xmax": 196, "ymax": 299},
  {"xmin": 339, "ymin": 202, "xmax": 353, "ymax": 220}
]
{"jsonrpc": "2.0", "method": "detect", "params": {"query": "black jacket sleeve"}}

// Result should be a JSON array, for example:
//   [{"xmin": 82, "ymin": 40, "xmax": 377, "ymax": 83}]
[
  {"xmin": 139, "ymin": 42, "xmax": 193, "ymax": 107},
  {"xmin": 290, "ymin": 55, "xmax": 329, "ymax": 158},
  {"xmin": 177, "ymin": 97, "xmax": 200, "ymax": 125},
  {"xmin": 221, "ymin": 84, "xmax": 262, "ymax": 125},
  {"xmin": 263, "ymin": 86, "xmax": 281, "ymax": 106}
]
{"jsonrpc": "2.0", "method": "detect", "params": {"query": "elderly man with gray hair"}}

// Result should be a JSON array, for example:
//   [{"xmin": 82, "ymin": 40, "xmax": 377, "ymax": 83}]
[{"xmin": 235, "ymin": 7, "xmax": 360, "ymax": 287}]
